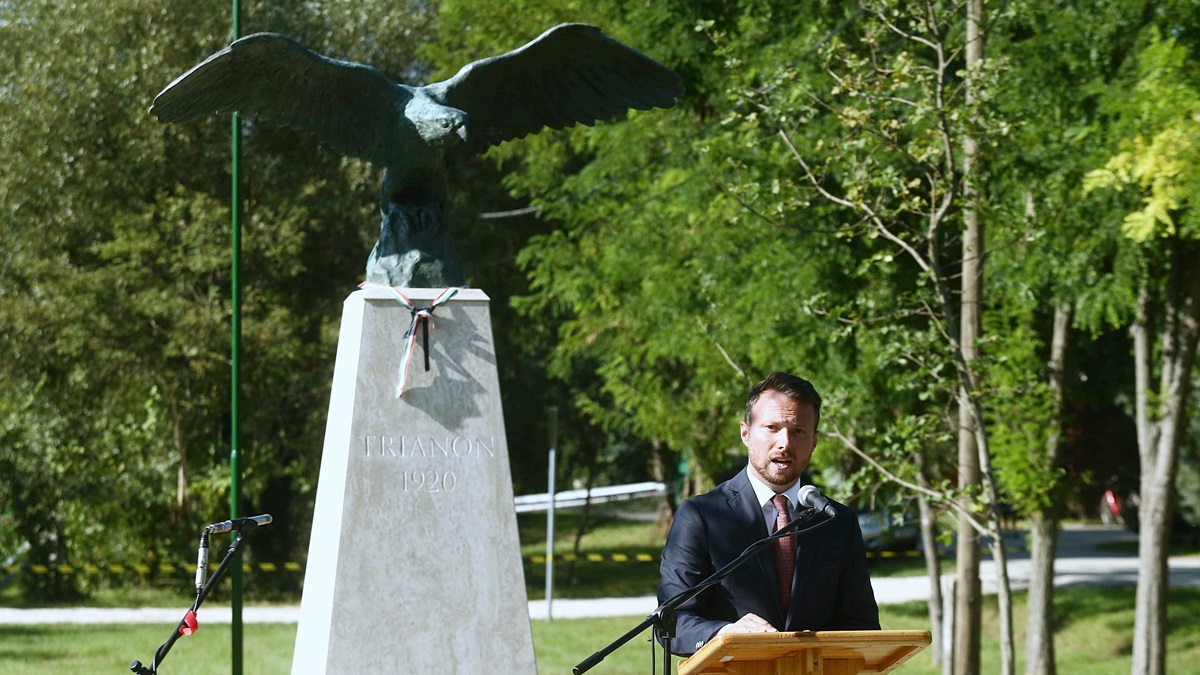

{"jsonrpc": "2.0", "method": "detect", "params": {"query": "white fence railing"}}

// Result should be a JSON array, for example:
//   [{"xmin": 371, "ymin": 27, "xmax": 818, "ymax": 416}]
[{"xmin": 513, "ymin": 481, "xmax": 666, "ymax": 513}]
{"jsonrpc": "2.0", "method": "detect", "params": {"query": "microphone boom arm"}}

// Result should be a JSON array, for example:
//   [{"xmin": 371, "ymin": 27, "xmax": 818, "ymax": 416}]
[{"xmin": 130, "ymin": 516, "xmax": 271, "ymax": 674}]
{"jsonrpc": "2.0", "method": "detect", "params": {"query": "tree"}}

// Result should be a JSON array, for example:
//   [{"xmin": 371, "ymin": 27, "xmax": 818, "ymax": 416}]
[
  {"xmin": 430, "ymin": 0, "xmax": 828, "ymax": 496},
  {"xmin": 0, "ymin": 0, "xmax": 237, "ymax": 596},
  {"xmin": 1084, "ymin": 28, "xmax": 1200, "ymax": 675},
  {"xmin": 957, "ymin": 2, "xmax": 992, "ymax": 669},
  {"xmin": 983, "ymin": 3, "xmax": 1183, "ymax": 670},
  {"xmin": 0, "ymin": 0, "xmax": 435, "ymax": 596},
  {"xmin": 491, "ymin": 3, "xmax": 1025, "ymax": 669},
  {"xmin": 766, "ymin": 3, "xmax": 1025, "ymax": 670}
]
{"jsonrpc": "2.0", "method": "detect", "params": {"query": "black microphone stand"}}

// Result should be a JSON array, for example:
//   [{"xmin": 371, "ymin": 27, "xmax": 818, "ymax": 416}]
[
  {"xmin": 129, "ymin": 527, "xmax": 261, "ymax": 674},
  {"xmin": 572, "ymin": 507, "xmax": 835, "ymax": 674}
]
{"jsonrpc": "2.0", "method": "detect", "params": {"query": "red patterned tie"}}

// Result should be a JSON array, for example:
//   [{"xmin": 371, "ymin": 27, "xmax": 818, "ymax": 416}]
[{"xmin": 773, "ymin": 493, "xmax": 795, "ymax": 612}]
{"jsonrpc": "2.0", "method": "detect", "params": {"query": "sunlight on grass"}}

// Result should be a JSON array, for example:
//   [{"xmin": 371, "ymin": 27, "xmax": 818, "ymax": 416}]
[
  {"xmin": 519, "ymin": 506, "xmax": 667, "ymax": 600},
  {"xmin": 1, "ymin": 589, "xmax": 1197, "ymax": 674},
  {"xmin": 0, "ymin": 623, "xmax": 296, "ymax": 675}
]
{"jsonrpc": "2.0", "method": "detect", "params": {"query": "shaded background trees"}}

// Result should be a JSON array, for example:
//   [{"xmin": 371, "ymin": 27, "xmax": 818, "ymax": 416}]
[{"xmin": 2, "ymin": 2, "xmax": 1199, "ymax": 673}]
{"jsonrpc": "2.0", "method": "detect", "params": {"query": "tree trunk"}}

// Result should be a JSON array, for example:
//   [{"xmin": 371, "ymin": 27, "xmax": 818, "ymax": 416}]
[
  {"xmin": 565, "ymin": 459, "xmax": 598, "ymax": 587},
  {"xmin": 1130, "ymin": 278, "xmax": 1160, "ymax": 675},
  {"xmin": 918, "ymin": 490, "xmax": 944, "ymax": 665},
  {"xmin": 1026, "ymin": 512, "xmax": 1059, "ymax": 674},
  {"xmin": 953, "ymin": 312, "xmax": 983, "ymax": 675},
  {"xmin": 1132, "ymin": 242, "xmax": 1200, "ymax": 675},
  {"xmin": 1025, "ymin": 301, "xmax": 1071, "ymax": 675},
  {"xmin": 1132, "ymin": 482, "xmax": 1172, "ymax": 675},
  {"xmin": 992, "ymin": 519, "xmax": 1017, "ymax": 675},
  {"xmin": 650, "ymin": 438, "xmax": 677, "ymax": 539},
  {"xmin": 912, "ymin": 451, "xmax": 943, "ymax": 665},
  {"xmin": 953, "ymin": 2, "xmax": 986, "ymax": 673},
  {"xmin": 973, "ymin": 416, "xmax": 1015, "ymax": 675},
  {"xmin": 166, "ymin": 384, "xmax": 190, "ymax": 517}
]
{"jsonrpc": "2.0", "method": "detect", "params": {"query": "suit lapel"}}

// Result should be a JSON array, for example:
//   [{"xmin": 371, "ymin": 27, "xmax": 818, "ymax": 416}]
[{"xmin": 724, "ymin": 472, "xmax": 786, "ymax": 625}]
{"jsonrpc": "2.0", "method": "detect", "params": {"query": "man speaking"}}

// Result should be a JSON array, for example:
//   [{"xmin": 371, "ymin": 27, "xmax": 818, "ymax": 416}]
[{"xmin": 657, "ymin": 372, "xmax": 880, "ymax": 655}]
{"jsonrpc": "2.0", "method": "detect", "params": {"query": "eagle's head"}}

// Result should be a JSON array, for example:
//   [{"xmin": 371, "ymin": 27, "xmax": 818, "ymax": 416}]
[{"xmin": 406, "ymin": 93, "xmax": 469, "ymax": 148}]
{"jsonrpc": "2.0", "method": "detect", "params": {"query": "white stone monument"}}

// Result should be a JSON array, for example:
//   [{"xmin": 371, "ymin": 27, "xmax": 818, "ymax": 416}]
[{"xmin": 292, "ymin": 286, "xmax": 536, "ymax": 674}]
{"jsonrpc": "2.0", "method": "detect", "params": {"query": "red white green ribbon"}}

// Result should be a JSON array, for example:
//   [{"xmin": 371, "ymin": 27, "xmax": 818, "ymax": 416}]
[{"xmin": 360, "ymin": 283, "xmax": 464, "ymax": 397}]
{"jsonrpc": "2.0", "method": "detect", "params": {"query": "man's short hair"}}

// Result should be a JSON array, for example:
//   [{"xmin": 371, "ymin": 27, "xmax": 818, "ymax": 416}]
[{"xmin": 744, "ymin": 372, "xmax": 822, "ymax": 427}]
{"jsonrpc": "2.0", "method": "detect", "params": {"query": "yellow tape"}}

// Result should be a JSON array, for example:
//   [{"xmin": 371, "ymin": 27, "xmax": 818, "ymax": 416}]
[
  {"xmin": 526, "ymin": 553, "xmax": 660, "ymax": 564},
  {"xmin": 10, "ymin": 561, "xmax": 309, "ymax": 576},
  {"xmin": 12, "ymin": 547, "xmax": 1003, "ymax": 575},
  {"xmin": 866, "ymin": 550, "xmax": 921, "ymax": 559}
]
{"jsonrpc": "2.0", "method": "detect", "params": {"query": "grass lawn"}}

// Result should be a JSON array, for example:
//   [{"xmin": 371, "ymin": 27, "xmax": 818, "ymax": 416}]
[
  {"xmin": 0, "ymin": 623, "xmax": 296, "ymax": 675},
  {"xmin": 2, "ymin": 587, "xmax": 1198, "ymax": 674},
  {"xmin": 519, "ymin": 506, "xmax": 667, "ymax": 600}
]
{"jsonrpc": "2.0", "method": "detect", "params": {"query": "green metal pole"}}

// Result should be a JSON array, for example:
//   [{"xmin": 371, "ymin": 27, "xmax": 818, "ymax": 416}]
[{"xmin": 230, "ymin": 1, "xmax": 244, "ymax": 674}]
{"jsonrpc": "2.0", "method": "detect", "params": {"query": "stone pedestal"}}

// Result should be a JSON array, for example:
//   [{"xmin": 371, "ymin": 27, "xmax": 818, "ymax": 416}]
[{"xmin": 292, "ymin": 287, "xmax": 535, "ymax": 674}]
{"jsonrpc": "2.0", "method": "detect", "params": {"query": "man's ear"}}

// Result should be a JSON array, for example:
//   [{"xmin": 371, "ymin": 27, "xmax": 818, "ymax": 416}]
[{"xmin": 739, "ymin": 420, "xmax": 750, "ymax": 446}]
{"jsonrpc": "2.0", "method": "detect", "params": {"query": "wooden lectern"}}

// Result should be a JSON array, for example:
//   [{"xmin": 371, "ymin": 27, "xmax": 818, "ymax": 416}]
[{"xmin": 677, "ymin": 630, "xmax": 931, "ymax": 675}]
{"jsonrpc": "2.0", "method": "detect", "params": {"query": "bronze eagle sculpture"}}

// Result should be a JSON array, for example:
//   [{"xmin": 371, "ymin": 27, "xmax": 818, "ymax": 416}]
[{"xmin": 150, "ymin": 23, "xmax": 683, "ymax": 287}]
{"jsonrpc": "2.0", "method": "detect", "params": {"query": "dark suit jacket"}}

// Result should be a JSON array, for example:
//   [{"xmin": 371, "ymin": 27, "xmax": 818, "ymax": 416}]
[{"xmin": 657, "ymin": 470, "xmax": 881, "ymax": 655}]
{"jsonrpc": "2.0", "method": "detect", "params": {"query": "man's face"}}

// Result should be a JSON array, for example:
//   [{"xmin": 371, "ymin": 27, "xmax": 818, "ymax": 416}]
[{"xmin": 741, "ymin": 389, "xmax": 818, "ymax": 492}]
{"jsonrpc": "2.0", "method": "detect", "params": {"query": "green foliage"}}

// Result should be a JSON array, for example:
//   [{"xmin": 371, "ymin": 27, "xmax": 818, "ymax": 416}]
[
  {"xmin": 4, "ymin": 0, "xmax": 1200, "ymax": 616},
  {"xmin": 1084, "ymin": 30, "xmax": 1200, "ymax": 243},
  {"xmin": 0, "ymin": 0, "xmax": 431, "ymax": 598},
  {"xmin": 496, "ymin": 3, "xmax": 954, "ymax": 491},
  {"xmin": 462, "ymin": 0, "xmax": 1040, "ymax": 522},
  {"xmin": 981, "ymin": 304, "xmax": 1065, "ymax": 513},
  {"xmin": 2, "ymin": 0, "xmax": 229, "ymax": 598}
]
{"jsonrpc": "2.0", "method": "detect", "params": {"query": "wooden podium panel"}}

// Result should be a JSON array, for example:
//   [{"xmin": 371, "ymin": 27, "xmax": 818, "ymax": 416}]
[{"xmin": 677, "ymin": 630, "xmax": 931, "ymax": 675}]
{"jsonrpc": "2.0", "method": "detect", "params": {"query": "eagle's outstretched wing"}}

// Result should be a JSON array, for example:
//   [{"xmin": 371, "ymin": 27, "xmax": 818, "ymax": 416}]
[
  {"xmin": 425, "ymin": 23, "xmax": 683, "ymax": 156},
  {"xmin": 150, "ymin": 33, "xmax": 408, "ymax": 167}
]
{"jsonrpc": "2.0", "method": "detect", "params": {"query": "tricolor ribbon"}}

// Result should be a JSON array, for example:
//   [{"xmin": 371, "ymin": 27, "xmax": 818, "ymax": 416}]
[{"xmin": 360, "ymin": 282, "xmax": 464, "ymax": 397}]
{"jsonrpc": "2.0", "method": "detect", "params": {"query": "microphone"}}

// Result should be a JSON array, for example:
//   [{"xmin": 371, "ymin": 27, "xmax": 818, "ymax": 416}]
[
  {"xmin": 798, "ymin": 485, "xmax": 837, "ymax": 519},
  {"xmin": 194, "ymin": 533, "xmax": 209, "ymax": 593},
  {"xmin": 205, "ymin": 514, "xmax": 273, "ymax": 534}
]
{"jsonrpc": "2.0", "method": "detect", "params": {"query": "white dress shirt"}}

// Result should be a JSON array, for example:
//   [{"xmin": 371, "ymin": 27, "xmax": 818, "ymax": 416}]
[{"xmin": 744, "ymin": 467, "xmax": 803, "ymax": 534}]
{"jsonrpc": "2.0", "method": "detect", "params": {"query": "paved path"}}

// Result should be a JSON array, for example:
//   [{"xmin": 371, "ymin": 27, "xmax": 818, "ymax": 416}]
[
  {"xmin": 979, "ymin": 522, "xmax": 1200, "ymax": 590},
  {"xmin": 3, "ymin": 525, "xmax": 1197, "ymax": 625}
]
